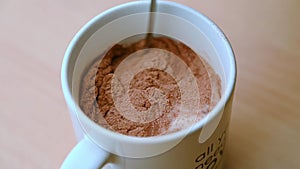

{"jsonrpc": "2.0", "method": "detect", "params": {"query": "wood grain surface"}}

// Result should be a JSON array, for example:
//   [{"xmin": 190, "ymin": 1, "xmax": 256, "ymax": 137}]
[{"xmin": 0, "ymin": 0, "xmax": 299, "ymax": 168}]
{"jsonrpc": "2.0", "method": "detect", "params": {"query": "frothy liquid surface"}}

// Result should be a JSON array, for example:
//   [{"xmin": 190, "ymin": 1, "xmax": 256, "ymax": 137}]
[{"xmin": 79, "ymin": 35, "xmax": 221, "ymax": 137}]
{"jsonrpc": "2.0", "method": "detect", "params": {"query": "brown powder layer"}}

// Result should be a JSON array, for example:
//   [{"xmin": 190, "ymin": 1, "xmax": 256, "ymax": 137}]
[{"xmin": 79, "ymin": 36, "xmax": 221, "ymax": 137}]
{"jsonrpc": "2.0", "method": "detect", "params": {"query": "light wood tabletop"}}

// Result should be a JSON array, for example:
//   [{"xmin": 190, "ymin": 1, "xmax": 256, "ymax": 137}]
[{"xmin": 1, "ymin": 0, "xmax": 299, "ymax": 168}]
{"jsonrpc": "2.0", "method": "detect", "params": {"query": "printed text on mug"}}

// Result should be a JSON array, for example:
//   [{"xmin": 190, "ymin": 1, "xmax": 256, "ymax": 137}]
[{"xmin": 194, "ymin": 130, "xmax": 226, "ymax": 169}]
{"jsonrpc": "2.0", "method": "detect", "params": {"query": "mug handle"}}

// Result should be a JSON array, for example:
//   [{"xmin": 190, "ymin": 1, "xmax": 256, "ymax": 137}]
[{"xmin": 61, "ymin": 136, "xmax": 110, "ymax": 169}]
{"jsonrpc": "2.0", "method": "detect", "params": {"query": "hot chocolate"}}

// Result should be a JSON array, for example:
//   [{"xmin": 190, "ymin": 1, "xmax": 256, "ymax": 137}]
[{"xmin": 79, "ymin": 35, "xmax": 221, "ymax": 137}]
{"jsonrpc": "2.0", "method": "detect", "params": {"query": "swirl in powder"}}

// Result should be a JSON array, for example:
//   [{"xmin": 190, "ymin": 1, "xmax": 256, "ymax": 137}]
[{"xmin": 79, "ymin": 35, "xmax": 221, "ymax": 137}]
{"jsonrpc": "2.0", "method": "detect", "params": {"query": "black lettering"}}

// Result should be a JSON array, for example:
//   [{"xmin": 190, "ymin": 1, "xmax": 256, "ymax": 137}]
[
  {"xmin": 195, "ymin": 163, "xmax": 204, "ymax": 169},
  {"xmin": 218, "ymin": 131, "xmax": 226, "ymax": 144},
  {"xmin": 195, "ymin": 153, "xmax": 206, "ymax": 162},
  {"xmin": 207, "ymin": 143, "xmax": 214, "ymax": 155},
  {"xmin": 207, "ymin": 144, "xmax": 210, "ymax": 155},
  {"xmin": 213, "ymin": 146, "xmax": 220, "ymax": 157},
  {"xmin": 204, "ymin": 155, "xmax": 213, "ymax": 165},
  {"xmin": 219, "ymin": 148, "xmax": 223, "ymax": 156},
  {"xmin": 206, "ymin": 158, "xmax": 217, "ymax": 169}
]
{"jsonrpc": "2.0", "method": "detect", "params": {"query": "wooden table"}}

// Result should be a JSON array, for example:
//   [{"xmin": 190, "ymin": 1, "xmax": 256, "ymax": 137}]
[{"xmin": 1, "ymin": 0, "xmax": 299, "ymax": 168}]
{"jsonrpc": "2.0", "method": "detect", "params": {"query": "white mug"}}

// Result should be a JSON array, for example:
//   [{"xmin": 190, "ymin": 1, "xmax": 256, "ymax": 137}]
[{"xmin": 61, "ymin": 1, "xmax": 236, "ymax": 169}]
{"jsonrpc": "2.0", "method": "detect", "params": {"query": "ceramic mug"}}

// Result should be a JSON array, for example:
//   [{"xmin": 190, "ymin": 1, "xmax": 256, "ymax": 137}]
[{"xmin": 61, "ymin": 1, "xmax": 236, "ymax": 169}]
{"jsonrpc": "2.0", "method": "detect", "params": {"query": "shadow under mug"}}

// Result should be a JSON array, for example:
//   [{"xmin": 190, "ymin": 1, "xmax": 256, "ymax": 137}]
[{"xmin": 61, "ymin": 1, "xmax": 236, "ymax": 169}]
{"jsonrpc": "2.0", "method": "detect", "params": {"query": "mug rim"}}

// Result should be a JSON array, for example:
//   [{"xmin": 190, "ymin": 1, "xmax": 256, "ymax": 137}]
[{"xmin": 61, "ymin": 0, "xmax": 236, "ymax": 145}]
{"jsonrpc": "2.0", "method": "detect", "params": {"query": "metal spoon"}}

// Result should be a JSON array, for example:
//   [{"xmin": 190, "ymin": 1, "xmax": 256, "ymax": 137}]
[{"xmin": 146, "ymin": 0, "xmax": 157, "ymax": 43}]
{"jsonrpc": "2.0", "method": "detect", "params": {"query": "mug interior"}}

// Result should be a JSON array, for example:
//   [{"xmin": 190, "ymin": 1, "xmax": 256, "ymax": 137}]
[{"xmin": 62, "ymin": 1, "xmax": 236, "ymax": 158}]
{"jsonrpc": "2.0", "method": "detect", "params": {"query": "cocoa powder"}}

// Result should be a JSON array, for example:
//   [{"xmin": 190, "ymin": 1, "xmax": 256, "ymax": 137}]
[{"xmin": 79, "ymin": 35, "xmax": 221, "ymax": 137}]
